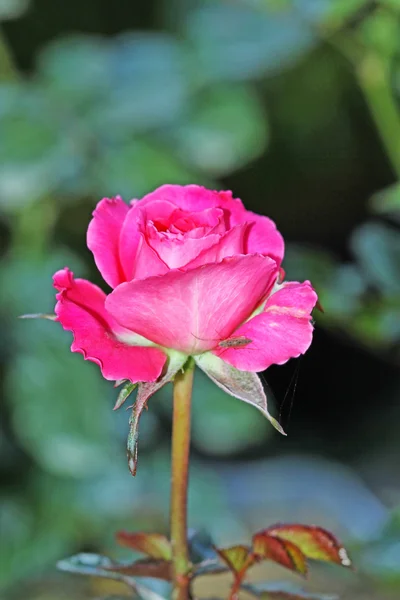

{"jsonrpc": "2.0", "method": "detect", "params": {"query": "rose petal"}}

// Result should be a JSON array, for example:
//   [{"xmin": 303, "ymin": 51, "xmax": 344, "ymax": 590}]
[
  {"xmin": 119, "ymin": 200, "xmax": 177, "ymax": 281},
  {"xmin": 54, "ymin": 268, "xmax": 167, "ymax": 383},
  {"xmin": 106, "ymin": 255, "xmax": 278, "ymax": 354},
  {"xmin": 185, "ymin": 223, "xmax": 249, "ymax": 269},
  {"xmin": 213, "ymin": 281, "xmax": 317, "ymax": 371},
  {"xmin": 149, "ymin": 230, "xmax": 221, "ymax": 270},
  {"xmin": 131, "ymin": 233, "xmax": 170, "ymax": 280},
  {"xmin": 134, "ymin": 184, "xmax": 243, "ymax": 215},
  {"xmin": 234, "ymin": 210, "xmax": 285, "ymax": 267},
  {"xmin": 87, "ymin": 197, "xmax": 129, "ymax": 288},
  {"xmin": 170, "ymin": 206, "xmax": 225, "ymax": 235}
]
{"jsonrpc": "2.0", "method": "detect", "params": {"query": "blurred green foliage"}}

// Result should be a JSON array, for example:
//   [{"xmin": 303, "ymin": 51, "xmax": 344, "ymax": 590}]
[{"xmin": 1, "ymin": 0, "xmax": 400, "ymax": 598}]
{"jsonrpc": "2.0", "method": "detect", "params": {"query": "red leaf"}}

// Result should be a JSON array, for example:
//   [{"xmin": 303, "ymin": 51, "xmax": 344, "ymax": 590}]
[
  {"xmin": 265, "ymin": 525, "xmax": 352, "ymax": 568},
  {"xmin": 252, "ymin": 532, "xmax": 308, "ymax": 576},
  {"xmin": 215, "ymin": 545, "xmax": 255, "ymax": 574},
  {"xmin": 116, "ymin": 532, "xmax": 172, "ymax": 561},
  {"xmin": 105, "ymin": 558, "xmax": 171, "ymax": 580}
]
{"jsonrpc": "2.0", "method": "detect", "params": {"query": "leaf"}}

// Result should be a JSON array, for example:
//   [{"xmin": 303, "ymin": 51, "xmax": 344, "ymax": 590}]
[
  {"xmin": 252, "ymin": 531, "xmax": 308, "ymax": 575},
  {"xmin": 351, "ymin": 222, "xmax": 400, "ymax": 295},
  {"xmin": 370, "ymin": 182, "xmax": 400, "ymax": 220},
  {"xmin": 192, "ymin": 560, "xmax": 229, "ymax": 578},
  {"xmin": 191, "ymin": 369, "xmax": 270, "ymax": 455},
  {"xmin": 265, "ymin": 525, "xmax": 352, "ymax": 568},
  {"xmin": 113, "ymin": 381, "xmax": 138, "ymax": 410},
  {"xmin": 188, "ymin": 529, "xmax": 219, "ymax": 563},
  {"xmin": 243, "ymin": 581, "xmax": 338, "ymax": 599},
  {"xmin": 167, "ymin": 84, "xmax": 268, "ymax": 177},
  {"xmin": 105, "ymin": 558, "xmax": 172, "ymax": 581},
  {"xmin": 215, "ymin": 545, "xmax": 256, "ymax": 574},
  {"xmin": 38, "ymin": 35, "xmax": 110, "ymax": 105},
  {"xmin": 92, "ymin": 139, "xmax": 198, "ymax": 200},
  {"xmin": 195, "ymin": 353, "xmax": 286, "ymax": 435},
  {"xmin": 6, "ymin": 341, "xmax": 118, "ymax": 477},
  {"xmin": 57, "ymin": 554, "xmax": 168, "ymax": 599},
  {"xmin": 116, "ymin": 532, "xmax": 172, "ymax": 561},
  {"xmin": 103, "ymin": 32, "xmax": 189, "ymax": 134},
  {"xmin": 0, "ymin": 0, "xmax": 30, "ymax": 21},
  {"xmin": 57, "ymin": 553, "xmax": 137, "ymax": 586},
  {"xmin": 185, "ymin": 3, "xmax": 315, "ymax": 83},
  {"xmin": 127, "ymin": 352, "xmax": 188, "ymax": 475}
]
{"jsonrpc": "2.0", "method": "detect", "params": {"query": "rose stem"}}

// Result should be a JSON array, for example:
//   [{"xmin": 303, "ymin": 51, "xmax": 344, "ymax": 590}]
[{"xmin": 170, "ymin": 358, "xmax": 195, "ymax": 600}]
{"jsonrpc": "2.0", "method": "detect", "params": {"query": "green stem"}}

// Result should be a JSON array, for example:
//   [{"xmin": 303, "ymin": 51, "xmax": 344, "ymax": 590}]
[
  {"xmin": 170, "ymin": 359, "xmax": 194, "ymax": 600},
  {"xmin": 357, "ymin": 53, "xmax": 400, "ymax": 179}
]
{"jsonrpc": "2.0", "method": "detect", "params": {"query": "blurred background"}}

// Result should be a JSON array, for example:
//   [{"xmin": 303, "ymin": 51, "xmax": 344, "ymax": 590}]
[{"xmin": 0, "ymin": 1, "xmax": 399, "ymax": 599}]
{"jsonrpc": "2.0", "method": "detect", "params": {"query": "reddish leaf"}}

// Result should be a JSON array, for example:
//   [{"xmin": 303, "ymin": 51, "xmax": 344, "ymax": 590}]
[
  {"xmin": 105, "ymin": 558, "xmax": 172, "ymax": 580},
  {"xmin": 243, "ymin": 581, "xmax": 338, "ymax": 599},
  {"xmin": 252, "ymin": 532, "xmax": 308, "ymax": 576},
  {"xmin": 116, "ymin": 532, "xmax": 172, "ymax": 561},
  {"xmin": 265, "ymin": 525, "xmax": 352, "ymax": 568},
  {"xmin": 215, "ymin": 545, "xmax": 255, "ymax": 574}
]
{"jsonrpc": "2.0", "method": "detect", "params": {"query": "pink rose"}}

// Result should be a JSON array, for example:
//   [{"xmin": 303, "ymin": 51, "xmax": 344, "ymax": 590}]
[{"xmin": 54, "ymin": 184, "xmax": 317, "ymax": 384}]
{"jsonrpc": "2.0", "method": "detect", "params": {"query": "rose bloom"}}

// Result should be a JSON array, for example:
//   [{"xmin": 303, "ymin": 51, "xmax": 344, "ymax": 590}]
[{"xmin": 54, "ymin": 185, "xmax": 317, "ymax": 386}]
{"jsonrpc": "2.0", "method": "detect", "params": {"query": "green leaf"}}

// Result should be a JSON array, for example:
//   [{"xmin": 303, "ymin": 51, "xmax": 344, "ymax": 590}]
[
  {"xmin": 370, "ymin": 182, "xmax": 400, "ymax": 220},
  {"xmin": 6, "ymin": 343, "xmax": 119, "ymax": 477},
  {"xmin": 185, "ymin": 3, "xmax": 315, "ymax": 83},
  {"xmin": 91, "ymin": 139, "xmax": 198, "ymax": 200},
  {"xmin": 0, "ymin": 84, "xmax": 83, "ymax": 209},
  {"xmin": 166, "ymin": 85, "xmax": 268, "ymax": 176},
  {"xmin": 99, "ymin": 33, "xmax": 190, "ymax": 134},
  {"xmin": 215, "ymin": 545, "xmax": 255, "ymax": 574},
  {"xmin": 351, "ymin": 222, "xmax": 400, "ymax": 294},
  {"xmin": 0, "ymin": 0, "xmax": 30, "ymax": 20},
  {"xmin": 116, "ymin": 532, "xmax": 172, "ymax": 561},
  {"xmin": 191, "ymin": 368, "xmax": 271, "ymax": 455},
  {"xmin": 114, "ymin": 381, "xmax": 138, "ymax": 410},
  {"xmin": 358, "ymin": 7, "xmax": 400, "ymax": 60},
  {"xmin": 188, "ymin": 530, "xmax": 219, "ymax": 564},
  {"xmin": 195, "ymin": 353, "xmax": 286, "ymax": 435},
  {"xmin": 38, "ymin": 35, "xmax": 110, "ymax": 106},
  {"xmin": 316, "ymin": 0, "xmax": 369, "ymax": 31}
]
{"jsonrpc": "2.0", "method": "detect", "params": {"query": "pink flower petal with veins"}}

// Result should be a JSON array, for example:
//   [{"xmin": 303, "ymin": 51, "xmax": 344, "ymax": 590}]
[
  {"xmin": 213, "ymin": 281, "xmax": 317, "ymax": 371},
  {"xmin": 134, "ymin": 184, "xmax": 243, "ymax": 215},
  {"xmin": 233, "ymin": 210, "xmax": 285, "ymax": 267},
  {"xmin": 54, "ymin": 268, "xmax": 167, "ymax": 383},
  {"xmin": 106, "ymin": 255, "xmax": 278, "ymax": 355},
  {"xmin": 87, "ymin": 196, "xmax": 129, "ymax": 289}
]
